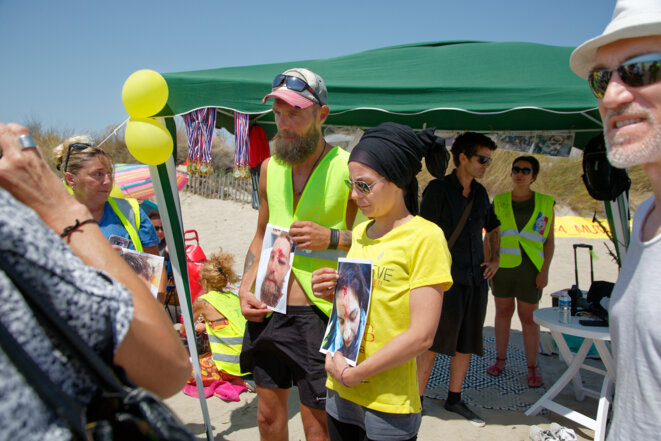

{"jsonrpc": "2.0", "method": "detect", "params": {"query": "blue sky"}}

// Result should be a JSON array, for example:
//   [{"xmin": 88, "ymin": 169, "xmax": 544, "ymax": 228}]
[{"xmin": 1, "ymin": 0, "xmax": 616, "ymax": 135}]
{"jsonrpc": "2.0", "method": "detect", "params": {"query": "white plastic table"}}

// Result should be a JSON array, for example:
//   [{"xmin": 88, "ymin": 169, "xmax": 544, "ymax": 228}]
[{"xmin": 525, "ymin": 307, "xmax": 615, "ymax": 441}]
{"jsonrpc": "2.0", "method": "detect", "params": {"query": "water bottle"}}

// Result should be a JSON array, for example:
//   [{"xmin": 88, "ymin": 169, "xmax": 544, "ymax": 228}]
[{"xmin": 558, "ymin": 293, "xmax": 571, "ymax": 324}]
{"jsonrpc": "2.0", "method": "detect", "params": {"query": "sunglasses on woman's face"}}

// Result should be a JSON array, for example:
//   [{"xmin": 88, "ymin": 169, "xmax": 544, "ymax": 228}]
[
  {"xmin": 512, "ymin": 166, "xmax": 532, "ymax": 175},
  {"xmin": 588, "ymin": 52, "xmax": 661, "ymax": 99},
  {"xmin": 344, "ymin": 177, "xmax": 385, "ymax": 195}
]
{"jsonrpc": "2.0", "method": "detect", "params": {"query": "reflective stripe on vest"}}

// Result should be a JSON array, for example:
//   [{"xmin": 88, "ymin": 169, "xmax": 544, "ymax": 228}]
[
  {"xmin": 107, "ymin": 197, "xmax": 143, "ymax": 252},
  {"xmin": 200, "ymin": 291, "xmax": 248, "ymax": 377},
  {"xmin": 494, "ymin": 191, "xmax": 554, "ymax": 271},
  {"xmin": 266, "ymin": 146, "xmax": 353, "ymax": 317}
]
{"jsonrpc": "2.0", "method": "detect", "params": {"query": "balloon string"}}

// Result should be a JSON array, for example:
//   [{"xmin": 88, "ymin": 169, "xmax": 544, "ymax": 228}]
[{"xmin": 98, "ymin": 118, "xmax": 128, "ymax": 149}]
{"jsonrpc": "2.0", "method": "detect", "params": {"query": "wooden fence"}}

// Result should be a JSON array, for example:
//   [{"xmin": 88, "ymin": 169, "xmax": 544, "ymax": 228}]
[{"xmin": 184, "ymin": 172, "xmax": 253, "ymax": 204}]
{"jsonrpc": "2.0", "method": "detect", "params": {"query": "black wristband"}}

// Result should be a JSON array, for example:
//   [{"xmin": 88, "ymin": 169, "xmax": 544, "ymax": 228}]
[{"xmin": 328, "ymin": 228, "xmax": 339, "ymax": 250}]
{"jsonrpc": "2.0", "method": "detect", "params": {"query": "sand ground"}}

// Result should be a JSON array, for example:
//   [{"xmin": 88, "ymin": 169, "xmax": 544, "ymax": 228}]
[{"xmin": 166, "ymin": 192, "xmax": 620, "ymax": 440}]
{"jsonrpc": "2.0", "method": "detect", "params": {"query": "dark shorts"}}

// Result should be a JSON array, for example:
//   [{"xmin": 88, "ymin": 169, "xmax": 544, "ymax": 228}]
[
  {"xmin": 430, "ymin": 282, "xmax": 488, "ymax": 356},
  {"xmin": 490, "ymin": 256, "xmax": 542, "ymax": 305},
  {"xmin": 240, "ymin": 305, "xmax": 328, "ymax": 410}
]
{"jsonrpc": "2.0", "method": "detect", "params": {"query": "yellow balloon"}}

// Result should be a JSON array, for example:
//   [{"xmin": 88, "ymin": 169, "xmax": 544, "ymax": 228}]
[
  {"xmin": 109, "ymin": 183, "xmax": 125, "ymax": 199},
  {"xmin": 122, "ymin": 69, "xmax": 169, "ymax": 118},
  {"xmin": 125, "ymin": 117, "xmax": 173, "ymax": 165}
]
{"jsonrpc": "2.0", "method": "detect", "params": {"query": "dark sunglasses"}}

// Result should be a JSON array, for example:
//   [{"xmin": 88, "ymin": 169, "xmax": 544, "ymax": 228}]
[
  {"xmin": 154, "ymin": 226, "xmax": 164, "ymax": 231},
  {"xmin": 466, "ymin": 152, "xmax": 492, "ymax": 165},
  {"xmin": 59, "ymin": 143, "xmax": 95, "ymax": 172},
  {"xmin": 272, "ymin": 74, "xmax": 323, "ymax": 105},
  {"xmin": 344, "ymin": 177, "xmax": 385, "ymax": 194},
  {"xmin": 512, "ymin": 166, "xmax": 532, "ymax": 175},
  {"xmin": 588, "ymin": 52, "xmax": 661, "ymax": 99}
]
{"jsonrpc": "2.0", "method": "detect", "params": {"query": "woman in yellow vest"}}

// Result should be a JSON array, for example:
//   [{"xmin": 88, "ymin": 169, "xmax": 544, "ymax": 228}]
[
  {"xmin": 487, "ymin": 155, "xmax": 555, "ymax": 388},
  {"xmin": 193, "ymin": 251, "xmax": 250, "ymax": 381},
  {"xmin": 53, "ymin": 136, "xmax": 159, "ymax": 254},
  {"xmin": 311, "ymin": 122, "xmax": 452, "ymax": 441}
]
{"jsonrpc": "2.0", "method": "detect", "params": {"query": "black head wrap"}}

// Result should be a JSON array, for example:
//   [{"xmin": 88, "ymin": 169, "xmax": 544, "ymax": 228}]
[{"xmin": 349, "ymin": 122, "xmax": 448, "ymax": 215}]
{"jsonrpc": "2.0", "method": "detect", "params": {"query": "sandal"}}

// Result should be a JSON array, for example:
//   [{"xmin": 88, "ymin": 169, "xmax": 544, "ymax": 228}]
[
  {"xmin": 528, "ymin": 365, "xmax": 543, "ymax": 388},
  {"xmin": 486, "ymin": 357, "xmax": 506, "ymax": 377}
]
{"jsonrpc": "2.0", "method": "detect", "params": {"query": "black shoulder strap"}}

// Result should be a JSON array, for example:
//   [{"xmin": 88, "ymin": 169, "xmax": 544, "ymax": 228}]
[{"xmin": 447, "ymin": 194, "xmax": 474, "ymax": 249}]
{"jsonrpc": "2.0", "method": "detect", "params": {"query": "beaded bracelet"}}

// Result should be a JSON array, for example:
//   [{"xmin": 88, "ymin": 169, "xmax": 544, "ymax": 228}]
[
  {"xmin": 340, "ymin": 365, "xmax": 351, "ymax": 388},
  {"xmin": 60, "ymin": 218, "xmax": 97, "ymax": 241}
]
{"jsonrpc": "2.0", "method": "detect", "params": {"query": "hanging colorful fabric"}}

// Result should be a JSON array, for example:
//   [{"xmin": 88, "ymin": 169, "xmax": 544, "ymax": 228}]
[
  {"xmin": 233, "ymin": 112, "xmax": 250, "ymax": 179},
  {"xmin": 183, "ymin": 108, "xmax": 216, "ymax": 176}
]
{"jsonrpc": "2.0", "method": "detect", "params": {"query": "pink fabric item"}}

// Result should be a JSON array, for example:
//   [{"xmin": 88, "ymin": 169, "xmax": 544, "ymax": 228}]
[
  {"xmin": 183, "ymin": 379, "xmax": 248, "ymax": 402},
  {"xmin": 212, "ymin": 381, "xmax": 248, "ymax": 402},
  {"xmin": 262, "ymin": 88, "xmax": 315, "ymax": 109},
  {"xmin": 183, "ymin": 380, "xmax": 222, "ymax": 398}
]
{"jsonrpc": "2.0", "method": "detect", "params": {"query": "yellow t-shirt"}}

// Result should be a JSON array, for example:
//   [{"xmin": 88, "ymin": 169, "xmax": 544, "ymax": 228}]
[{"xmin": 327, "ymin": 216, "xmax": 453, "ymax": 414}]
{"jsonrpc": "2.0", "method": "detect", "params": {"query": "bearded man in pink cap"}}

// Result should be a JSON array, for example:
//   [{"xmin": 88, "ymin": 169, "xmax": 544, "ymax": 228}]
[
  {"xmin": 238, "ymin": 68, "xmax": 360, "ymax": 441},
  {"xmin": 570, "ymin": 1, "xmax": 661, "ymax": 439}
]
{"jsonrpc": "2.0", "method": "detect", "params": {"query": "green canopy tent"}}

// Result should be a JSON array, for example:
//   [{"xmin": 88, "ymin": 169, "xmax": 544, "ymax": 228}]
[
  {"xmin": 159, "ymin": 40, "xmax": 603, "ymax": 147},
  {"xmin": 145, "ymin": 41, "xmax": 627, "ymax": 440}
]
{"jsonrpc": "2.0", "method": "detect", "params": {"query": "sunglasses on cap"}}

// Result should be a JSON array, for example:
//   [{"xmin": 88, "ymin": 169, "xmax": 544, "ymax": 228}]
[
  {"xmin": 272, "ymin": 74, "xmax": 323, "ymax": 105},
  {"xmin": 465, "ymin": 152, "xmax": 492, "ymax": 165},
  {"xmin": 344, "ymin": 177, "xmax": 385, "ymax": 194},
  {"xmin": 59, "ymin": 143, "xmax": 96, "ymax": 173},
  {"xmin": 512, "ymin": 166, "xmax": 532, "ymax": 175},
  {"xmin": 588, "ymin": 52, "xmax": 661, "ymax": 99}
]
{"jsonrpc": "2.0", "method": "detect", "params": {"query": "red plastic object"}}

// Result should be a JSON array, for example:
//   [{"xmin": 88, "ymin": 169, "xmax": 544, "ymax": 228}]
[{"xmin": 184, "ymin": 229, "xmax": 207, "ymax": 303}]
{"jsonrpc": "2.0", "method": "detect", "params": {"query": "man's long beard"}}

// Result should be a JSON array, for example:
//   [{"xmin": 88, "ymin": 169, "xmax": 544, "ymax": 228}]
[
  {"xmin": 605, "ymin": 105, "xmax": 661, "ymax": 168},
  {"xmin": 260, "ymin": 279, "xmax": 283, "ymax": 307},
  {"xmin": 273, "ymin": 124, "xmax": 321, "ymax": 166}
]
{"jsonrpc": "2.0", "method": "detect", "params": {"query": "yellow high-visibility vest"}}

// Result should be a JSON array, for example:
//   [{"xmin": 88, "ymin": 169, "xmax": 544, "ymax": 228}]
[
  {"xmin": 199, "ymin": 291, "xmax": 248, "ymax": 377},
  {"xmin": 494, "ymin": 191, "xmax": 554, "ymax": 271},
  {"xmin": 266, "ymin": 146, "xmax": 352, "ymax": 316}
]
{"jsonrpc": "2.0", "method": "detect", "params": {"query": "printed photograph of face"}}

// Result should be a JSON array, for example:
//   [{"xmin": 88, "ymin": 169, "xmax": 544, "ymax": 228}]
[
  {"xmin": 320, "ymin": 259, "xmax": 373, "ymax": 366},
  {"xmin": 118, "ymin": 248, "xmax": 164, "ymax": 298},
  {"xmin": 255, "ymin": 224, "xmax": 295, "ymax": 314}
]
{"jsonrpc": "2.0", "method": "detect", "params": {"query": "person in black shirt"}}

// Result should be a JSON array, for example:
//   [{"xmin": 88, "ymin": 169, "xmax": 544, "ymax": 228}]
[{"xmin": 417, "ymin": 132, "xmax": 500, "ymax": 427}]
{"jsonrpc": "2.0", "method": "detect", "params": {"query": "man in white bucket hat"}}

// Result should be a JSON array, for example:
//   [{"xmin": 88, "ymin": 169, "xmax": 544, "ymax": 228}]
[{"xmin": 570, "ymin": 1, "xmax": 661, "ymax": 439}]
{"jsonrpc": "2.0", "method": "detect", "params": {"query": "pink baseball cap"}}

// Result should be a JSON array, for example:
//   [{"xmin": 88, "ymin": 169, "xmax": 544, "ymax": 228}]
[{"xmin": 262, "ymin": 68, "xmax": 328, "ymax": 109}]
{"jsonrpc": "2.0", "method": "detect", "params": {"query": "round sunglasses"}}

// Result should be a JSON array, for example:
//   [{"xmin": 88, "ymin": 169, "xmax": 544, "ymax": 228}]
[{"xmin": 588, "ymin": 52, "xmax": 661, "ymax": 99}]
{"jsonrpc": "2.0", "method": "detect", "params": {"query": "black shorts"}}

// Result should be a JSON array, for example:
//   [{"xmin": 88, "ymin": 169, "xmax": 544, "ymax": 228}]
[
  {"xmin": 430, "ymin": 282, "xmax": 488, "ymax": 356},
  {"xmin": 240, "ymin": 305, "xmax": 328, "ymax": 410}
]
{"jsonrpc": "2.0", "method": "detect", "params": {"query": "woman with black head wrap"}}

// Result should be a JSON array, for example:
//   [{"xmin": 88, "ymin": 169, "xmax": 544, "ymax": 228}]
[{"xmin": 311, "ymin": 122, "xmax": 453, "ymax": 441}]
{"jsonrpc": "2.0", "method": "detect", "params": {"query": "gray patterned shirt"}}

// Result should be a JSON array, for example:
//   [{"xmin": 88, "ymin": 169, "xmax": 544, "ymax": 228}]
[{"xmin": 0, "ymin": 188, "xmax": 134, "ymax": 440}]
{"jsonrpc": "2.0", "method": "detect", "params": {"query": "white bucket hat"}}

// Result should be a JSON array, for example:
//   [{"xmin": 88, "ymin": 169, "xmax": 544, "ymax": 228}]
[{"xmin": 570, "ymin": 0, "xmax": 661, "ymax": 79}]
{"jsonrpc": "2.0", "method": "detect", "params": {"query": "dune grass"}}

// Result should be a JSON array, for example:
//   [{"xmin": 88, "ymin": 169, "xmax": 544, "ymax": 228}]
[{"xmin": 419, "ymin": 148, "xmax": 652, "ymax": 217}]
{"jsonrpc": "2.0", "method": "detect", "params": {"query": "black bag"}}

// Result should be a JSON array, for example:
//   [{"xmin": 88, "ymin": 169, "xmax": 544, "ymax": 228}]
[
  {"xmin": 582, "ymin": 134, "xmax": 630, "ymax": 201},
  {"xmin": 586, "ymin": 280, "xmax": 614, "ymax": 323},
  {"xmin": 0, "ymin": 259, "xmax": 195, "ymax": 441}
]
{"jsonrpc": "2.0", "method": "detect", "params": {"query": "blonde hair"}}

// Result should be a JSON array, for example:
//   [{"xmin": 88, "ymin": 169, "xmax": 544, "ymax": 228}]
[
  {"xmin": 200, "ymin": 250, "xmax": 238, "ymax": 292},
  {"xmin": 52, "ymin": 134, "xmax": 114, "ymax": 176}
]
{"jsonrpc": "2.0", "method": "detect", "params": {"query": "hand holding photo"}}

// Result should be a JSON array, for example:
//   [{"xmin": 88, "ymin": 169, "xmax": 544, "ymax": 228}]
[
  {"xmin": 254, "ymin": 224, "xmax": 296, "ymax": 314},
  {"xmin": 320, "ymin": 258, "xmax": 373, "ymax": 366},
  {"xmin": 118, "ymin": 248, "xmax": 164, "ymax": 298}
]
